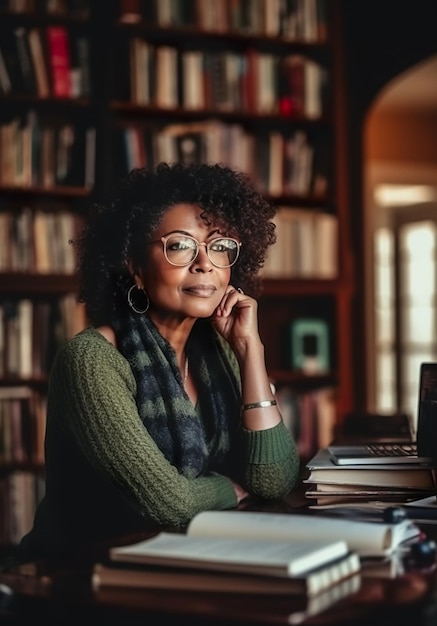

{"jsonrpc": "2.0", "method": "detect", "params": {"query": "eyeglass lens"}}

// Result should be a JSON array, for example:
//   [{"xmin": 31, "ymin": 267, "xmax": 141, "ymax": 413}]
[{"xmin": 164, "ymin": 236, "xmax": 239, "ymax": 267}]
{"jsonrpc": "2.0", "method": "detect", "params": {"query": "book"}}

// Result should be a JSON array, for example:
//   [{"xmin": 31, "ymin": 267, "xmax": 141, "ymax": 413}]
[
  {"xmin": 93, "ymin": 573, "xmax": 362, "ymax": 626},
  {"xmin": 305, "ymin": 483, "xmax": 436, "ymax": 507},
  {"xmin": 70, "ymin": 34, "xmax": 91, "ymax": 98},
  {"xmin": 118, "ymin": 0, "xmax": 143, "ymax": 23},
  {"xmin": 17, "ymin": 298, "xmax": 33, "ymax": 378},
  {"xmin": 0, "ymin": 46, "xmax": 12, "ymax": 95},
  {"xmin": 190, "ymin": 510, "xmax": 420, "ymax": 557},
  {"xmin": 110, "ymin": 528, "xmax": 349, "ymax": 579},
  {"xmin": 182, "ymin": 50, "xmax": 204, "ymax": 110},
  {"xmin": 155, "ymin": 46, "xmax": 178, "ymax": 108},
  {"xmin": 1, "ymin": 29, "xmax": 26, "ymax": 94},
  {"xmin": 45, "ymin": 26, "xmax": 71, "ymax": 98},
  {"xmin": 305, "ymin": 447, "xmax": 437, "ymax": 490},
  {"xmin": 27, "ymin": 28, "xmax": 50, "ymax": 98},
  {"xmin": 14, "ymin": 27, "xmax": 38, "ymax": 95},
  {"xmin": 314, "ymin": 212, "xmax": 338, "ymax": 278},
  {"xmin": 306, "ymin": 482, "xmax": 436, "ymax": 497},
  {"xmin": 110, "ymin": 510, "xmax": 420, "ymax": 564},
  {"xmin": 129, "ymin": 38, "xmax": 153, "ymax": 105},
  {"xmin": 93, "ymin": 551, "xmax": 361, "ymax": 597}
]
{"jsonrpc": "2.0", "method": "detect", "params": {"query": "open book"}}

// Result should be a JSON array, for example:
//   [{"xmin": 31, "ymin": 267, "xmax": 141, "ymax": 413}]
[
  {"xmin": 109, "ymin": 527, "xmax": 349, "ymax": 579},
  {"xmin": 109, "ymin": 510, "xmax": 420, "ymax": 577}
]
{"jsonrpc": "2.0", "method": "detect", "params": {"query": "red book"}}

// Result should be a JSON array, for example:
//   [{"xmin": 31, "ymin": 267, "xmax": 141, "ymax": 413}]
[
  {"xmin": 119, "ymin": 0, "xmax": 143, "ymax": 23},
  {"xmin": 46, "ymin": 26, "xmax": 71, "ymax": 98},
  {"xmin": 278, "ymin": 55, "xmax": 305, "ymax": 117}
]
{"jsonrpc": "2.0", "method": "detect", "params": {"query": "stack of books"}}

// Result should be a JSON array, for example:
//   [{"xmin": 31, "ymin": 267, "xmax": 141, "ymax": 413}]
[
  {"xmin": 92, "ymin": 510, "xmax": 422, "ymax": 615},
  {"xmin": 304, "ymin": 447, "xmax": 437, "ymax": 507},
  {"xmin": 93, "ymin": 511, "xmax": 363, "ymax": 598}
]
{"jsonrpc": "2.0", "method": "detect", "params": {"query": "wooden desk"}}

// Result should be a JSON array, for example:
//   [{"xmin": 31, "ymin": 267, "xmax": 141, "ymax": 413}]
[{"xmin": 2, "ymin": 495, "xmax": 437, "ymax": 626}]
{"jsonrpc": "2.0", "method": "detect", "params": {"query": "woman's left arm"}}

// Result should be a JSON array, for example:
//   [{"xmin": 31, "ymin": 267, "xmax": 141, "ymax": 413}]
[
  {"xmin": 212, "ymin": 286, "xmax": 286, "ymax": 430},
  {"xmin": 212, "ymin": 287, "xmax": 300, "ymax": 496},
  {"xmin": 239, "ymin": 421, "xmax": 300, "ymax": 498}
]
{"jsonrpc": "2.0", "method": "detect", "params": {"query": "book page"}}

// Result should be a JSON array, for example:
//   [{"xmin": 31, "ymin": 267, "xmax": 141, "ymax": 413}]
[{"xmin": 187, "ymin": 511, "xmax": 420, "ymax": 557}]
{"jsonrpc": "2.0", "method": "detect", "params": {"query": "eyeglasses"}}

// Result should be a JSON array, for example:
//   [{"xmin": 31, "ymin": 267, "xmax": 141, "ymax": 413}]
[{"xmin": 149, "ymin": 234, "xmax": 242, "ymax": 268}]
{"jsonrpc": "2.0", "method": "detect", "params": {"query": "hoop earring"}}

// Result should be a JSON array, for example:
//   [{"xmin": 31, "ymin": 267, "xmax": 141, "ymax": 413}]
[{"xmin": 127, "ymin": 284, "xmax": 149, "ymax": 314}]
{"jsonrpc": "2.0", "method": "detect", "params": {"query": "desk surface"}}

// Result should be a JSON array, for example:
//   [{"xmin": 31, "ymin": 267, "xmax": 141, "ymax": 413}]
[{"xmin": 2, "ymin": 493, "xmax": 437, "ymax": 626}]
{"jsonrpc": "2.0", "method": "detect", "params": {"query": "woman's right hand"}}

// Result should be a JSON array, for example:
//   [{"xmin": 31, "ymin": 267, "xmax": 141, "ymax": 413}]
[{"xmin": 232, "ymin": 481, "xmax": 249, "ymax": 503}]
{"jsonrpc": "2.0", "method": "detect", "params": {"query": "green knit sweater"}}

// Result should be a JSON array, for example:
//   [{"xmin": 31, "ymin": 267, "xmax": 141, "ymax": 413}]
[{"xmin": 19, "ymin": 328, "xmax": 299, "ymax": 560}]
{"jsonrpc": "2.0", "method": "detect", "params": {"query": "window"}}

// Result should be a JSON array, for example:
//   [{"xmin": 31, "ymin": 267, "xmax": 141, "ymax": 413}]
[{"xmin": 374, "ymin": 206, "xmax": 437, "ymax": 433}]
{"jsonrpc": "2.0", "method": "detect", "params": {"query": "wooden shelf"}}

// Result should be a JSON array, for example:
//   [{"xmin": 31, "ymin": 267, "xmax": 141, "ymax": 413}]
[
  {"xmin": 268, "ymin": 370, "xmax": 338, "ymax": 388},
  {"xmin": 0, "ymin": 185, "xmax": 92, "ymax": 198},
  {"xmin": 0, "ymin": 274, "xmax": 78, "ymax": 294},
  {"xmin": 115, "ymin": 22, "xmax": 329, "ymax": 50},
  {"xmin": 111, "ymin": 102, "xmax": 330, "ymax": 125},
  {"xmin": 0, "ymin": 461, "xmax": 45, "ymax": 474},
  {"xmin": 0, "ymin": 375, "xmax": 49, "ymax": 387},
  {"xmin": 260, "ymin": 279, "xmax": 350, "ymax": 297}
]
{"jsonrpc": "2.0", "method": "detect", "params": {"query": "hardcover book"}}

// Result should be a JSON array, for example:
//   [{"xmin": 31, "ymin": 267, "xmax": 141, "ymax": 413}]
[
  {"xmin": 94, "ymin": 552, "xmax": 361, "ymax": 597},
  {"xmin": 45, "ymin": 26, "xmax": 71, "ymax": 98},
  {"xmin": 305, "ymin": 447, "xmax": 437, "ymax": 490},
  {"xmin": 93, "ymin": 572, "xmax": 362, "ymax": 626}
]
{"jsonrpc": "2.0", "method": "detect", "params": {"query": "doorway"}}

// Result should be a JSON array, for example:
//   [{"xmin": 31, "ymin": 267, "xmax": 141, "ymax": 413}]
[{"xmin": 365, "ymin": 55, "xmax": 437, "ymax": 433}]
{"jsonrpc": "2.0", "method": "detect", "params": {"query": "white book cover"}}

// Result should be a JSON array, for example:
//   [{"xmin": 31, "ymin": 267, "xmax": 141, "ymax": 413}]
[
  {"xmin": 156, "ymin": 47, "xmax": 178, "ymax": 109},
  {"xmin": 268, "ymin": 131, "xmax": 284, "ymax": 196},
  {"xmin": 18, "ymin": 298, "xmax": 33, "ymax": 378},
  {"xmin": 314, "ymin": 212, "xmax": 338, "ymax": 278},
  {"xmin": 182, "ymin": 51, "xmax": 204, "ymax": 110}
]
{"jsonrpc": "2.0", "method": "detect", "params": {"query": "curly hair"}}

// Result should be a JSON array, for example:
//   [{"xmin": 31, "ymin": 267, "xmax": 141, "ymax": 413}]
[{"xmin": 75, "ymin": 162, "xmax": 277, "ymax": 326}]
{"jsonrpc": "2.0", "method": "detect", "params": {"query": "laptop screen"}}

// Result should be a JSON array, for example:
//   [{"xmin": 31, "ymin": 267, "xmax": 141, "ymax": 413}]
[{"xmin": 416, "ymin": 362, "xmax": 437, "ymax": 459}]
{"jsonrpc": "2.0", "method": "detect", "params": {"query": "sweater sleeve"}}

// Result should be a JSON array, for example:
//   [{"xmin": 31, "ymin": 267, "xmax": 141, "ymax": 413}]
[
  {"xmin": 48, "ymin": 329, "xmax": 238, "ymax": 527},
  {"xmin": 215, "ymin": 332, "xmax": 300, "ymax": 498},
  {"xmin": 239, "ymin": 421, "xmax": 300, "ymax": 498}
]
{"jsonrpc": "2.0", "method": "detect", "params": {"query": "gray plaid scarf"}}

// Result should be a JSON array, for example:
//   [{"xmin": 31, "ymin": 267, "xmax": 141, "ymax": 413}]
[{"xmin": 113, "ymin": 311, "xmax": 241, "ymax": 479}]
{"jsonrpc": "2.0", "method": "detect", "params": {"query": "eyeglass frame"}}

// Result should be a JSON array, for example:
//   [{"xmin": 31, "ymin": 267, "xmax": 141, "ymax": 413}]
[{"xmin": 147, "ymin": 234, "xmax": 242, "ymax": 268}]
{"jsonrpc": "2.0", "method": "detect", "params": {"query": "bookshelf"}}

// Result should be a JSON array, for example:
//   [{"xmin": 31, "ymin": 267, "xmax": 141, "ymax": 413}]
[
  {"xmin": 0, "ymin": 0, "xmax": 356, "ymax": 549},
  {"xmin": 0, "ymin": 0, "xmax": 93, "ymax": 549}
]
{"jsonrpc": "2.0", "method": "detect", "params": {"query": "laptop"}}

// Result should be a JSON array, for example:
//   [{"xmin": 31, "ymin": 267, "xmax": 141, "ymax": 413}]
[{"xmin": 328, "ymin": 362, "xmax": 437, "ymax": 466}]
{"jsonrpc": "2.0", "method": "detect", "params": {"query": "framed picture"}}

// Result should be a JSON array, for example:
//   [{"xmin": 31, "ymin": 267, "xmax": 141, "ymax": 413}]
[{"xmin": 290, "ymin": 318, "xmax": 330, "ymax": 373}]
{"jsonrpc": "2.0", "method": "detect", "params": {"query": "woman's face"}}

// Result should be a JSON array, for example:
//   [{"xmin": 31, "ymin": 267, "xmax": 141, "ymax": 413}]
[{"xmin": 138, "ymin": 203, "xmax": 234, "ymax": 324}]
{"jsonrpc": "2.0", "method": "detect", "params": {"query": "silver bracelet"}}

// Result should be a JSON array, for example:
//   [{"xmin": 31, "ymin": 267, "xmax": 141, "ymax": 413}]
[{"xmin": 242, "ymin": 400, "xmax": 277, "ymax": 411}]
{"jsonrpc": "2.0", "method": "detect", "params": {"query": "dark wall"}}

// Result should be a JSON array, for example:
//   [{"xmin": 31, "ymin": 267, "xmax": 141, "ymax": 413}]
[
  {"xmin": 339, "ymin": 0, "xmax": 437, "ymax": 408},
  {"xmin": 341, "ymin": 0, "xmax": 437, "ymax": 115}
]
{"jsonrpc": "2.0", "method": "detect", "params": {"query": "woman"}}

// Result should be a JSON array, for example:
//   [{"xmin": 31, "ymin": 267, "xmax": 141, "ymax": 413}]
[{"xmin": 19, "ymin": 162, "xmax": 299, "ymax": 561}]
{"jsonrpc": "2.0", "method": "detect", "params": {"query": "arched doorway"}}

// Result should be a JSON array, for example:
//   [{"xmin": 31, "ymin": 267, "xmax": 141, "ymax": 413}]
[{"xmin": 365, "ymin": 55, "xmax": 437, "ymax": 433}]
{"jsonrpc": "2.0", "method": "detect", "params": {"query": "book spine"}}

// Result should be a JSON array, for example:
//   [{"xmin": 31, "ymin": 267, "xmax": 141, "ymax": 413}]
[
  {"xmin": 45, "ymin": 26, "xmax": 71, "ymax": 98},
  {"xmin": 28, "ymin": 28, "xmax": 50, "ymax": 98},
  {"xmin": 0, "ymin": 45, "xmax": 12, "ymax": 95},
  {"xmin": 14, "ymin": 27, "xmax": 38, "ymax": 95}
]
